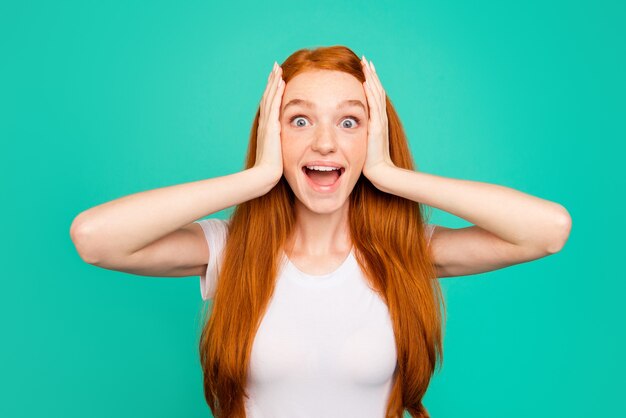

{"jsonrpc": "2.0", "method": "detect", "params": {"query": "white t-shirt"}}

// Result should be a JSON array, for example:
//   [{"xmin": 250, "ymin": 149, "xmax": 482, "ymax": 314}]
[{"xmin": 195, "ymin": 218, "xmax": 436, "ymax": 418}]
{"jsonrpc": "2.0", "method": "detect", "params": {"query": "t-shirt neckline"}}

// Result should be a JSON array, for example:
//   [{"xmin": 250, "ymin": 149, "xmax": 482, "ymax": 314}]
[{"xmin": 281, "ymin": 246, "xmax": 356, "ymax": 283}]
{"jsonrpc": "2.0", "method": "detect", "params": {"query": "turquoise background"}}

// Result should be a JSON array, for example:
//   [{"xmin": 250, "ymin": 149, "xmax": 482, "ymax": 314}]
[{"xmin": 2, "ymin": 0, "xmax": 623, "ymax": 417}]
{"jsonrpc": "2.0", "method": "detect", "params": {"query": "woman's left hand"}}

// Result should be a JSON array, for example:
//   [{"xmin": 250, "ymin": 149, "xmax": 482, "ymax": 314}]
[{"xmin": 361, "ymin": 55, "xmax": 396, "ymax": 183}]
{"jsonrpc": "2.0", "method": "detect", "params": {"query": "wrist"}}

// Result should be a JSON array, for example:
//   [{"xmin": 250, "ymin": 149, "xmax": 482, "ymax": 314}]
[
  {"xmin": 248, "ymin": 165, "xmax": 282, "ymax": 194},
  {"xmin": 364, "ymin": 162, "xmax": 397, "ymax": 192}
]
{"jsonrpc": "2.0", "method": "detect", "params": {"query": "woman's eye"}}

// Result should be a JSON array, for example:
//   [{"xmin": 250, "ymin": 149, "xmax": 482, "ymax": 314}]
[
  {"xmin": 341, "ymin": 116, "xmax": 360, "ymax": 129},
  {"xmin": 290, "ymin": 115, "xmax": 309, "ymax": 127},
  {"xmin": 288, "ymin": 115, "xmax": 361, "ymax": 129}
]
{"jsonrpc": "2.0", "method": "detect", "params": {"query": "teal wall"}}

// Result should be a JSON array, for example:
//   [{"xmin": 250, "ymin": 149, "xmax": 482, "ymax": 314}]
[{"xmin": 2, "ymin": 1, "xmax": 623, "ymax": 417}]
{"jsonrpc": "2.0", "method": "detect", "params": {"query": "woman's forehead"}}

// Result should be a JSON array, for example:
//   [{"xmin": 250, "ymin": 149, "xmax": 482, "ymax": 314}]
[
  {"xmin": 283, "ymin": 70, "xmax": 366, "ymax": 107},
  {"xmin": 281, "ymin": 98, "xmax": 367, "ymax": 116}
]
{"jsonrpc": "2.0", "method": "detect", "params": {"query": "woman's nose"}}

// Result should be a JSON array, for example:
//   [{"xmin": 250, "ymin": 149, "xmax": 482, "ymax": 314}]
[{"xmin": 311, "ymin": 127, "xmax": 337, "ymax": 153}]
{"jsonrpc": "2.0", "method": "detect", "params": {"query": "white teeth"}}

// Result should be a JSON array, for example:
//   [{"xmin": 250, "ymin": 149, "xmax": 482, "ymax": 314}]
[{"xmin": 306, "ymin": 165, "xmax": 341, "ymax": 171}]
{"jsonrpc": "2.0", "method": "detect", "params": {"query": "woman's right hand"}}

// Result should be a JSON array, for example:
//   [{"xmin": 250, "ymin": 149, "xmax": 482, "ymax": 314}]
[{"xmin": 253, "ymin": 61, "xmax": 285, "ymax": 184}]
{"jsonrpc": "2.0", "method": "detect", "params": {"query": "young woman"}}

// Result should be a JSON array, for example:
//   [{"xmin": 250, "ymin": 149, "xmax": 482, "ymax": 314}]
[{"xmin": 70, "ymin": 46, "xmax": 572, "ymax": 418}]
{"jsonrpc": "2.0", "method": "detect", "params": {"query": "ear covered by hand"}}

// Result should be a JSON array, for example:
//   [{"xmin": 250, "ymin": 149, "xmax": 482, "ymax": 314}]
[
  {"xmin": 360, "ymin": 55, "xmax": 395, "ymax": 182},
  {"xmin": 254, "ymin": 61, "xmax": 286, "ymax": 183}
]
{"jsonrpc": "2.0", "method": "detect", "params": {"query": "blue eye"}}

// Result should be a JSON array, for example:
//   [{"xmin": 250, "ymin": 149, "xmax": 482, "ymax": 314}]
[
  {"xmin": 290, "ymin": 115, "xmax": 309, "ymax": 128},
  {"xmin": 288, "ymin": 115, "xmax": 361, "ymax": 129},
  {"xmin": 341, "ymin": 116, "xmax": 361, "ymax": 128}
]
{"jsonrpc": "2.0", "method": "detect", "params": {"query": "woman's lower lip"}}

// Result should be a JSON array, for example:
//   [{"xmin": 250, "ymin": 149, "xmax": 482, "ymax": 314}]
[{"xmin": 303, "ymin": 169, "xmax": 343, "ymax": 193}]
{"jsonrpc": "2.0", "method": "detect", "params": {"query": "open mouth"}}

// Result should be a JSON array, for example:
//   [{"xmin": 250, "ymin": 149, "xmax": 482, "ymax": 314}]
[{"xmin": 302, "ymin": 166, "xmax": 345, "ymax": 188}]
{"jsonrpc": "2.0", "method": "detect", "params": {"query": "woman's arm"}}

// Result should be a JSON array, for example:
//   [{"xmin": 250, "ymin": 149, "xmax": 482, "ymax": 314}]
[
  {"xmin": 70, "ymin": 167, "xmax": 279, "ymax": 264},
  {"xmin": 71, "ymin": 61, "xmax": 286, "ymax": 267},
  {"xmin": 359, "ymin": 56, "xmax": 571, "ymax": 256},
  {"xmin": 359, "ymin": 56, "xmax": 571, "ymax": 278},
  {"xmin": 367, "ymin": 165, "xmax": 572, "ymax": 254}
]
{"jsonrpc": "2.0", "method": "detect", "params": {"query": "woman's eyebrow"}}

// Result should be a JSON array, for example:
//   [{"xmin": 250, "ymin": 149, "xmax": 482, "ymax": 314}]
[{"xmin": 282, "ymin": 99, "xmax": 367, "ymax": 114}]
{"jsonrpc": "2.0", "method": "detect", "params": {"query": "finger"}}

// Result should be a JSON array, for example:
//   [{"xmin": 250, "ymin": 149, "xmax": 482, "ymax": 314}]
[
  {"xmin": 262, "ymin": 62, "xmax": 279, "ymax": 115},
  {"xmin": 263, "ymin": 62, "xmax": 277, "ymax": 98},
  {"xmin": 362, "ymin": 59, "xmax": 381, "ymax": 107},
  {"xmin": 264, "ymin": 63, "xmax": 279, "ymax": 108},
  {"xmin": 367, "ymin": 62, "xmax": 388, "ymax": 123},
  {"xmin": 260, "ymin": 64, "xmax": 275, "ymax": 116},
  {"xmin": 269, "ymin": 74, "xmax": 285, "ymax": 122},
  {"xmin": 363, "ymin": 58, "xmax": 382, "ymax": 100},
  {"xmin": 361, "ymin": 57, "xmax": 386, "ymax": 118},
  {"xmin": 363, "ymin": 80, "xmax": 380, "ymax": 123},
  {"xmin": 363, "ymin": 65, "xmax": 382, "ymax": 115},
  {"xmin": 368, "ymin": 60, "xmax": 385, "ymax": 101},
  {"xmin": 266, "ymin": 64, "xmax": 283, "ymax": 114}
]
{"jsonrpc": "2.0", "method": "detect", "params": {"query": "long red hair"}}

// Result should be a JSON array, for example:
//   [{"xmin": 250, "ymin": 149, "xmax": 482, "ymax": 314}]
[{"xmin": 199, "ymin": 45, "xmax": 446, "ymax": 418}]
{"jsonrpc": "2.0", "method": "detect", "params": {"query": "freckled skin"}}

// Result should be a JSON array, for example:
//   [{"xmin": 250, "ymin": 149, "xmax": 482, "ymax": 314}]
[{"xmin": 280, "ymin": 70, "xmax": 369, "ymax": 215}]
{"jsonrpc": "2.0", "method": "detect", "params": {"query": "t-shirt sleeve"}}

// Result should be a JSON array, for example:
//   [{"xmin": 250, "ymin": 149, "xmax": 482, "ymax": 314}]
[
  {"xmin": 194, "ymin": 218, "xmax": 230, "ymax": 301},
  {"xmin": 425, "ymin": 223, "xmax": 436, "ymax": 246}
]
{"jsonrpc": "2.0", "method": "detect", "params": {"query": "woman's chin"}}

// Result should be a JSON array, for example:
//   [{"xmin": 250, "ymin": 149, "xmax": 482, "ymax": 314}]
[{"xmin": 296, "ymin": 195, "xmax": 348, "ymax": 215}]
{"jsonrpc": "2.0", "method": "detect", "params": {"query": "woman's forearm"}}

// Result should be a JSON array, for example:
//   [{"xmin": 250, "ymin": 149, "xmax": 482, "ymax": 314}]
[
  {"xmin": 368, "ymin": 164, "xmax": 572, "ymax": 252},
  {"xmin": 70, "ymin": 166, "xmax": 278, "ymax": 259}
]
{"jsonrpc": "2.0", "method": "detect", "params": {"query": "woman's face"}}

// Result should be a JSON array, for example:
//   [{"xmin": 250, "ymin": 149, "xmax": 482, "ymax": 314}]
[{"xmin": 280, "ymin": 69, "xmax": 368, "ymax": 215}]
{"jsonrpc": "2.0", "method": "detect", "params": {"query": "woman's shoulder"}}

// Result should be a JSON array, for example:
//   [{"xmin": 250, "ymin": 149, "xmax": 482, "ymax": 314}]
[{"xmin": 194, "ymin": 217, "xmax": 231, "ymax": 248}]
